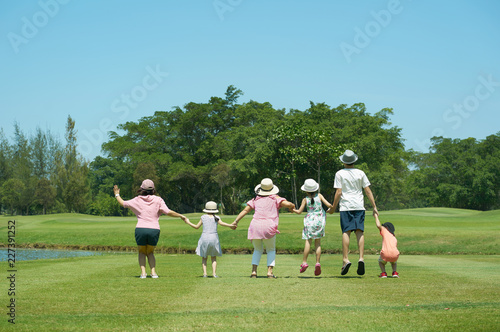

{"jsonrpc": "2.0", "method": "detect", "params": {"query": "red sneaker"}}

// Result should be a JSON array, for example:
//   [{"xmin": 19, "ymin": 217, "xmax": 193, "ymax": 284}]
[
  {"xmin": 379, "ymin": 272, "xmax": 388, "ymax": 278},
  {"xmin": 392, "ymin": 271, "xmax": 399, "ymax": 278}
]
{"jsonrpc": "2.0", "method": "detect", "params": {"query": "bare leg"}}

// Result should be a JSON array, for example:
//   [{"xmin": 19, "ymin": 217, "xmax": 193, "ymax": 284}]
[
  {"xmin": 138, "ymin": 246, "xmax": 147, "ymax": 277},
  {"xmin": 302, "ymin": 239, "xmax": 312, "ymax": 264},
  {"xmin": 342, "ymin": 231, "xmax": 351, "ymax": 264},
  {"xmin": 355, "ymin": 230, "xmax": 364, "ymax": 261},
  {"xmin": 146, "ymin": 245, "xmax": 156, "ymax": 276},
  {"xmin": 202, "ymin": 257, "xmax": 208, "ymax": 276},
  {"xmin": 267, "ymin": 265, "xmax": 273, "ymax": 276},
  {"xmin": 211, "ymin": 256, "xmax": 217, "ymax": 276},
  {"xmin": 391, "ymin": 262, "xmax": 397, "ymax": 273},
  {"xmin": 314, "ymin": 239, "xmax": 321, "ymax": 264}
]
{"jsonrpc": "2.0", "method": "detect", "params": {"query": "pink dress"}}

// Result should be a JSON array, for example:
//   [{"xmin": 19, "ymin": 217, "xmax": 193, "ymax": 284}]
[
  {"xmin": 246, "ymin": 195, "xmax": 285, "ymax": 240},
  {"xmin": 123, "ymin": 195, "xmax": 170, "ymax": 230}
]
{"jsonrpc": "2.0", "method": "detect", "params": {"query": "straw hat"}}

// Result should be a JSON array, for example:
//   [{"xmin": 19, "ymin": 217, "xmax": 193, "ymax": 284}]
[
  {"xmin": 301, "ymin": 178, "xmax": 319, "ymax": 192},
  {"xmin": 203, "ymin": 201, "xmax": 219, "ymax": 213},
  {"xmin": 140, "ymin": 179, "xmax": 155, "ymax": 190},
  {"xmin": 254, "ymin": 178, "xmax": 279, "ymax": 196},
  {"xmin": 339, "ymin": 150, "xmax": 358, "ymax": 164}
]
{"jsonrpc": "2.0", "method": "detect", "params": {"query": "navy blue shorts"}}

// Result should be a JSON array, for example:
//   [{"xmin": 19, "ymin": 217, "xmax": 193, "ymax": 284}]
[
  {"xmin": 340, "ymin": 210, "xmax": 365, "ymax": 233},
  {"xmin": 135, "ymin": 228, "xmax": 160, "ymax": 246}
]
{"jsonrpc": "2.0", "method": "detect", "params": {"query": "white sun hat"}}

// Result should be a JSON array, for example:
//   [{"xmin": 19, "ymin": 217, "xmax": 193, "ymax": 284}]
[
  {"xmin": 254, "ymin": 178, "xmax": 279, "ymax": 196},
  {"xmin": 301, "ymin": 178, "xmax": 319, "ymax": 192},
  {"xmin": 203, "ymin": 201, "xmax": 219, "ymax": 213},
  {"xmin": 339, "ymin": 150, "xmax": 358, "ymax": 164}
]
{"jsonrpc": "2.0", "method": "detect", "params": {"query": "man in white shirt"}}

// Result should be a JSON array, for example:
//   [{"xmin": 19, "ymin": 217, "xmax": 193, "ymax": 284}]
[{"xmin": 328, "ymin": 150, "xmax": 378, "ymax": 276}]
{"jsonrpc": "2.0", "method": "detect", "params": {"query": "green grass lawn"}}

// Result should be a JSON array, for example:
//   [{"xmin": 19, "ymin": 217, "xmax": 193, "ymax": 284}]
[
  {"xmin": 1, "ymin": 208, "xmax": 499, "ymax": 331},
  {"xmin": 2, "ymin": 208, "xmax": 499, "ymax": 254},
  {"xmin": 1, "ymin": 253, "xmax": 499, "ymax": 331}
]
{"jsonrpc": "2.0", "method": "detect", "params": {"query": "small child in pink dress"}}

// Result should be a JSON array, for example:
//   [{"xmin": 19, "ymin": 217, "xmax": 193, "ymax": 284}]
[{"xmin": 374, "ymin": 214, "xmax": 400, "ymax": 278}]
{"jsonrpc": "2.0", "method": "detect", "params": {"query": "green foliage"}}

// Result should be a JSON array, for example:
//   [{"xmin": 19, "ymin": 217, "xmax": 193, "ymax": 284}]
[
  {"xmin": 4, "ymin": 86, "xmax": 497, "ymax": 215},
  {"xmin": 34, "ymin": 178, "xmax": 57, "ymax": 214},
  {"xmin": 99, "ymin": 87, "xmax": 407, "ymax": 215},
  {"xmin": 408, "ymin": 133, "xmax": 500, "ymax": 210},
  {"xmin": 1, "ymin": 178, "xmax": 25, "ymax": 214},
  {"xmin": 87, "ymin": 192, "xmax": 126, "ymax": 216}
]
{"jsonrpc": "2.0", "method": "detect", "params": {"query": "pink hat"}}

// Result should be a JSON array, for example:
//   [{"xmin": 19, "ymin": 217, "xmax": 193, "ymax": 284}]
[{"xmin": 140, "ymin": 179, "xmax": 155, "ymax": 190}]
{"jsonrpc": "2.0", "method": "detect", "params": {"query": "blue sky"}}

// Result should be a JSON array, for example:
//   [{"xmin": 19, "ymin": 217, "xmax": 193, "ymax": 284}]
[{"xmin": 1, "ymin": 0, "xmax": 499, "ymax": 161}]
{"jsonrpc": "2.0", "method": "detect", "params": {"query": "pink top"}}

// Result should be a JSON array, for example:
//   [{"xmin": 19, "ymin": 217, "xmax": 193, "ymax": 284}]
[
  {"xmin": 123, "ymin": 195, "xmax": 170, "ymax": 230},
  {"xmin": 380, "ymin": 227, "xmax": 400, "ymax": 262},
  {"xmin": 246, "ymin": 195, "xmax": 286, "ymax": 240}
]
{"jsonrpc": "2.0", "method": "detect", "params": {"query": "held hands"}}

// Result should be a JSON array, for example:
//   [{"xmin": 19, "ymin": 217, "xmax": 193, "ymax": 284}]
[
  {"xmin": 181, "ymin": 215, "xmax": 190, "ymax": 224},
  {"xmin": 231, "ymin": 221, "xmax": 238, "ymax": 230},
  {"xmin": 372, "ymin": 208, "xmax": 379, "ymax": 217}
]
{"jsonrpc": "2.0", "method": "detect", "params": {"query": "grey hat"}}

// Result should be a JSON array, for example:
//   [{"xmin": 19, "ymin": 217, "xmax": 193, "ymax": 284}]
[{"xmin": 339, "ymin": 150, "xmax": 358, "ymax": 164}]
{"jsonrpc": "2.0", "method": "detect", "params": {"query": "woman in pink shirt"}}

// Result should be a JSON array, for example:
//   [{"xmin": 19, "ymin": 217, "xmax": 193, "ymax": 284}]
[
  {"xmin": 114, "ymin": 179, "xmax": 189, "ymax": 279},
  {"xmin": 233, "ymin": 178, "xmax": 295, "ymax": 278}
]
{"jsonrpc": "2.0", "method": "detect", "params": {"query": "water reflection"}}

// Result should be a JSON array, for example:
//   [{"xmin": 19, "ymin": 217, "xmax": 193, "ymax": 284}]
[{"xmin": 0, "ymin": 248, "xmax": 103, "ymax": 261}]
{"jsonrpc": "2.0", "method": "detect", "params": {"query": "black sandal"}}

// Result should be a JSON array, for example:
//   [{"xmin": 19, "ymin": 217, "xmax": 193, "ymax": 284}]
[
  {"xmin": 357, "ymin": 260, "xmax": 365, "ymax": 275},
  {"xmin": 341, "ymin": 262, "xmax": 351, "ymax": 275}
]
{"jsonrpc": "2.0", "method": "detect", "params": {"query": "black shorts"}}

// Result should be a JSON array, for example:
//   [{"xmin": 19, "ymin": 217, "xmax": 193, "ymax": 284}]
[
  {"xmin": 135, "ymin": 228, "xmax": 160, "ymax": 246},
  {"xmin": 340, "ymin": 210, "xmax": 365, "ymax": 233}
]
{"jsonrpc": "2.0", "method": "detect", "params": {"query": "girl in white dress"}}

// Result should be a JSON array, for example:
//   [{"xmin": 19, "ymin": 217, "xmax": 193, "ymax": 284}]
[{"xmin": 185, "ymin": 201, "xmax": 236, "ymax": 277}]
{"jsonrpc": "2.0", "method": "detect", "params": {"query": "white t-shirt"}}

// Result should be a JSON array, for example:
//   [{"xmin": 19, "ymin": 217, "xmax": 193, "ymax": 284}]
[{"xmin": 334, "ymin": 168, "xmax": 371, "ymax": 211}]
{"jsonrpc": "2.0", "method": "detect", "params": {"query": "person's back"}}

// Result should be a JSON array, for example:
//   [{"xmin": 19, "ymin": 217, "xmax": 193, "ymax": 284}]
[
  {"xmin": 124, "ymin": 195, "xmax": 170, "ymax": 229},
  {"xmin": 330, "ymin": 150, "xmax": 378, "ymax": 276},
  {"xmin": 335, "ymin": 168, "xmax": 370, "ymax": 211},
  {"xmin": 201, "ymin": 215, "xmax": 218, "ymax": 234},
  {"xmin": 380, "ymin": 224, "xmax": 399, "ymax": 262}
]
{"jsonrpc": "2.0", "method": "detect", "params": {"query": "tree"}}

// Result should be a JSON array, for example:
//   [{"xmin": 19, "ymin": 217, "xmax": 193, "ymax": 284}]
[
  {"xmin": 97, "ymin": 87, "xmax": 408, "ymax": 214},
  {"xmin": 211, "ymin": 162, "xmax": 231, "ymax": 214},
  {"xmin": 407, "ymin": 133, "xmax": 500, "ymax": 210},
  {"xmin": 1, "ymin": 178, "xmax": 25, "ymax": 215},
  {"xmin": 11, "ymin": 123, "xmax": 34, "ymax": 214},
  {"xmin": 272, "ymin": 123, "xmax": 309, "ymax": 207},
  {"xmin": 31, "ymin": 127, "xmax": 49, "ymax": 179},
  {"xmin": 34, "ymin": 178, "xmax": 56, "ymax": 214},
  {"xmin": 53, "ymin": 116, "xmax": 90, "ymax": 213}
]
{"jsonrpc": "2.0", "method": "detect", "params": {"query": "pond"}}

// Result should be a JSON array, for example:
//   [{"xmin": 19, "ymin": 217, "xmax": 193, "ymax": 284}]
[{"xmin": 0, "ymin": 248, "xmax": 103, "ymax": 261}]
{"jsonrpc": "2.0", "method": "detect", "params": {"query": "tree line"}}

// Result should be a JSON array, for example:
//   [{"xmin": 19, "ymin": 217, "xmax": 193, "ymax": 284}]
[{"xmin": 1, "ymin": 86, "xmax": 499, "ymax": 216}]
